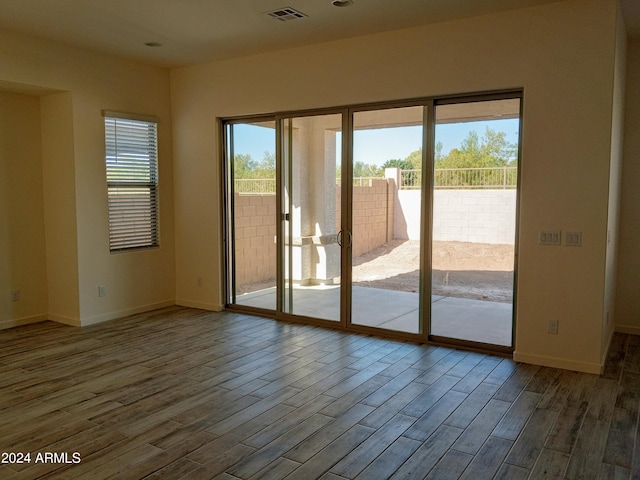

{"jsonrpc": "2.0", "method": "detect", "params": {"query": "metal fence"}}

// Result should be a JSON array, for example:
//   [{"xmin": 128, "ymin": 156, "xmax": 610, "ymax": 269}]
[
  {"xmin": 234, "ymin": 178, "xmax": 276, "ymax": 194},
  {"xmin": 402, "ymin": 167, "xmax": 517, "ymax": 190},
  {"xmin": 234, "ymin": 167, "xmax": 517, "ymax": 193}
]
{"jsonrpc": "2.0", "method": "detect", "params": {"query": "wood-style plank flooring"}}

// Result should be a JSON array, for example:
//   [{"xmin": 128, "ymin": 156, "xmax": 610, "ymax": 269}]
[{"xmin": 0, "ymin": 306, "xmax": 638, "ymax": 479}]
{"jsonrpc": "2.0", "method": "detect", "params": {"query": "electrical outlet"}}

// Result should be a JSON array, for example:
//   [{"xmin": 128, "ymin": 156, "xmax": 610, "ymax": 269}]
[
  {"xmin": 547, "ymin": 319, "xmax": 559, "ymax": 334},
  {"xmin": 10, "ymin": 290, "xmax": 20, "ymax": 302},
  {"xmin": 98, "ymin": 286, "xmax": 107, "ymax": 297}
]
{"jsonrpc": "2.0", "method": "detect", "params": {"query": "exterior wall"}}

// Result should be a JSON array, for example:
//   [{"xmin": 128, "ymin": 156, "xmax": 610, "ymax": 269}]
[
  {"xmin": 431, "ymin": 190, "xmax": 517, "ymax": 245},
  {"xmin": 236, "ymin": 186, "xmax": 516, "ymax": 287},
  {"xmin": 351, "ymin": 179, "xmax": 391, "ymax": 257},
  {"xmin": 234, "ymin": 194, "xmax": 277, "ymax": 287},
  {"xmin": 336, "ymin": 179, "xmax": 393, "ymax": 258}
]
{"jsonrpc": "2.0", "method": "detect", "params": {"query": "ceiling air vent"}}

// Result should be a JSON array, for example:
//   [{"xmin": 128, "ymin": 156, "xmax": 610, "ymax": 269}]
[{"xmin": 266, "ymin": 7, "xmax": 307, "ymax": 21}]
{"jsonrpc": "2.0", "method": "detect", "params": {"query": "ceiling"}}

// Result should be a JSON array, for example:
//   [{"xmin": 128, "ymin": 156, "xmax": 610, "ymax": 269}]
[{"xmin": 0, "ymin": 0, "xmax": 638, "ymax": 69}]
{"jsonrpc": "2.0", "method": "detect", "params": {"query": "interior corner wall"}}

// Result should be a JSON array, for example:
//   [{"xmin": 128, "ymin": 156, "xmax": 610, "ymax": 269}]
[
  {"xmin": 40, "ymin": 91, "xmax": 81, "ymax": 325},
  {"xmin": 601, "ymin": 6, "xmax": 627, "ymax": 359},
  {"xmin": 616, "ymin": 37, "xmax": 640, "ymax": 334},
  {"xmin": 0, "ymin": 30, "xmax": 176, "ymax": 326},
  {"xmin": 171, "ymin": 0, "xmax": 619, "ymax": 372},
  {"xmin": 0, "ymin": 91, "xmax": 49, "ymax": 328}
]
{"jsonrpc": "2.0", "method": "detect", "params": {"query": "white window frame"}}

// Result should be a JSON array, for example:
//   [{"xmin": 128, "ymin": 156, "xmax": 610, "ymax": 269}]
[{"xmin": 103, "ymin": 111, "xmax": 159, "ymax": 252}]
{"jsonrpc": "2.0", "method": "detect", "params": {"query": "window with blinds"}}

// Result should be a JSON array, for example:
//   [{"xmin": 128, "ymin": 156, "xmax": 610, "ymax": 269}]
[{"xmin": 104, "ymin": 114, "xmax": 159, "ymax": 252}]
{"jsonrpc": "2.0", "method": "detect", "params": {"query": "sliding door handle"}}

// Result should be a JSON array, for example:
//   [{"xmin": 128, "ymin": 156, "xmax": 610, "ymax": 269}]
[{"xmin": 337, "ymin": 230, "xmax": 352, "ymax": 248}]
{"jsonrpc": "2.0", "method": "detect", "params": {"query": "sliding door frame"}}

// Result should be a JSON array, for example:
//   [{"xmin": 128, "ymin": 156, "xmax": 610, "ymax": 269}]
[
  {"xmin": 275, "ymin": 108, "xmax": 350, "ymax": 329},
  {"xmin": 426, "ymin": 91, "xmax": 523, "ymax": 354},
  {"xmin": 344, "ymin": 100, "xmax": 430, "ymax": 341},
  {"xmin": 221, "ymin": 115, "xmax": 278, "ymax": 317},
  {"xmin": 221, "ymin": 89, "xmax": 523, "ymax": 354}
]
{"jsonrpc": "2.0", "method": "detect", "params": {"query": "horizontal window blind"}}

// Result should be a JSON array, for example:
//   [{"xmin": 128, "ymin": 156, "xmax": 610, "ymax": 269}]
[{"xmin": 105, "ymin": 116, "xmax": 159, "ymax": 251}]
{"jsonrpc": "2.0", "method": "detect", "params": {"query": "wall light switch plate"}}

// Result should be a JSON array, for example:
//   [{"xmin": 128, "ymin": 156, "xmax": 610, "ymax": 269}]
[
  {"xmin": 565, "ymin": 231, "xmax": 582, "ymax": 247},
  {"xmin": 539, "ymin": 230, "xmax": 561, "ymax": 245}
]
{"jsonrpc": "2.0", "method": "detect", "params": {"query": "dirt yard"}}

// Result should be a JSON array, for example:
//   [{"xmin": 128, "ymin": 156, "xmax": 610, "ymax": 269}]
[
  {"xmin": 238, "ymin": 239, "xmax": 515, "ymax": 303},
  {"xmin": 352, "ymin": 239, "xmax": 514, "ymax": 303}
]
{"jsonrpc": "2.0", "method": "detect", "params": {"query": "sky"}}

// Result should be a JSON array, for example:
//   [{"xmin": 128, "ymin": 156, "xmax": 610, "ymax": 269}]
[{"xmin": 232, "ymin": 118, "xmax": 520, "ymax": 167}]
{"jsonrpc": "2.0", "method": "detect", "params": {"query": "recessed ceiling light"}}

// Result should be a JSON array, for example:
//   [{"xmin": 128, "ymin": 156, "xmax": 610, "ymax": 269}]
[
  {"xmin": 144, "ymin": 42, "xmax": 162, "ymax": 48},
  {"xmin": 332, "ymin": 0, "xmax": 354, "ymax": 6}
]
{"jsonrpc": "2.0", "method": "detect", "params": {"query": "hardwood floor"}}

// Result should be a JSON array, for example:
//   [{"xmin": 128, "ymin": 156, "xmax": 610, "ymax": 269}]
[{"xmin": 0, "ymin": 306, "xmax": 638, "ymax": 479}]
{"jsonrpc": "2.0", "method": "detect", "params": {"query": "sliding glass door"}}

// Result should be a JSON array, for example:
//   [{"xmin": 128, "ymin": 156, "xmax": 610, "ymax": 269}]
[
  {"xmin": 224, "ymin": 92, "xmax": 521, "ymax": 351},
  {"xmin": 429, "ymin": 98, "xmax": 521, "ymax": 347},
  {"xmin": 224, "ymin": 120, "xmax": 277, "ymax": 311},
  {"xmin": 280, "ymin": 113, "xmax": 344, "ymax": 322},
  {"xmin": 350, "ymin": 106, "xmax": 425, "ymax": 334}
]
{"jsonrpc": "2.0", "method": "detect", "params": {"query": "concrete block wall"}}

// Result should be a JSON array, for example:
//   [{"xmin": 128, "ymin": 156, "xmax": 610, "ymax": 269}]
[
  {"xmin": 337, "ymin": 178, "xmax": 391, "ymax": 258},
  {"xmin": 233, "ymin": 194, "xmax": 277, "ymax": 288},
  {"xmin": 431, "ymin": 190, "xmax": 517, "ymax": 244},
  {"xmin": 233, "ymin": 186, "xmax": 516, "ymax": 289}
]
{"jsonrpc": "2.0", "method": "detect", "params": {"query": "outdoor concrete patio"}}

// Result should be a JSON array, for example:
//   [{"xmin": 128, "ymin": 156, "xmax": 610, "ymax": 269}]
[{"xmin": 236, "ymin": 285, "xmax": 513, "ymax": 346}]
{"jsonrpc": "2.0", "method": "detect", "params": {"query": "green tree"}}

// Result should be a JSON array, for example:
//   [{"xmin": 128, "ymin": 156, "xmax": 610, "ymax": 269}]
[
  {"xmin": 353, "ymin": 161, "xmax": 383, "ymax": 178},
  {"xmin": 233, "ymin": 151, "xmax": 276, "ymax": 179},
  {"xmin": 382, "ymin": 158, "xmax": 413, "ymax": 170},
  {"xmin": 233, "ymin": 153, "xmax": 257, "ymax": 178},
  {"xmin": 254, "ymin": 151, "xmax": 276, "ymax": 178},
  {"xmin": 404, "ymin": 149, "xmax": 423, "ymax": 169},
  {"xmin": 435, "ymin": 127, "xmax": 516, "ymax": 169}
]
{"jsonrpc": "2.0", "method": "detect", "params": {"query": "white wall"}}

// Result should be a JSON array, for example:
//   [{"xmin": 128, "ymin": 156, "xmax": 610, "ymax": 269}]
[
  {"xmin": 419, "ymin": 190, "xmax": 516, "ymax": 244},
  {"xmin": 602, "ymin": 7, "xmax": 627, "ymax": 360},
  {"xmin": 616, "ymin": 38, "xmax": 640, "ymax": 333},
  {"xmin": 0, "ymin": 92, "xmax": 48, "ymax": 328},
  {"xmin": 171, "ymin": 0, "xmax": 621, "ymax": 373},
  {"xmin": 0, "ymin": 31, "xmax": 175, "ymax": 326},
  {"xmin": 40, "ymin": 92, "xmax": 80, "ymax": 324}
]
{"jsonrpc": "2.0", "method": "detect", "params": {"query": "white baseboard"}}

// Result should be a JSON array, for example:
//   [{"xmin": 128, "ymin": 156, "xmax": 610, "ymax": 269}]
[
  {"xmin": 175, "ymin": 299, "xmax": 223, "ymax": 312},
  {"xmin": 78, "ymin": 300, "xmax": 176, "ymax": 326},
  {"xmin": 0, "ymin": 313, "xmax": 49, "ymax": 330},
  {"xmin": 615, "ymin": 324, "xmax": 640, "ymax": 335},
  {"xmin": 48, "ymin": 313, "xmax": 82, "ymax": 327},
  {"xmin": 2, "ymin": 301, "xmax": 222, "ymax": 331},
  {"xmin": 513, "ymin": 351, "xmax": 603, "ymax": 374}
]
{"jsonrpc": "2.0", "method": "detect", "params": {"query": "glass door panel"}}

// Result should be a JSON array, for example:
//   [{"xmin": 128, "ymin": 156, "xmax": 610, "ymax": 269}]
[
  {"xmin": 351, "ymin": 106, "xmax": 424, "ymax": 334},
  {"xmin": 430, "ymin": 98, "xmax": 520, "ymax": 347},
  {"xmin": 226, "ymin": 121, "xmax": 277, "ymax": 310},
  {"xmin": 281, "ymin": 113, "xmax": 343, "ymax": 321}
]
